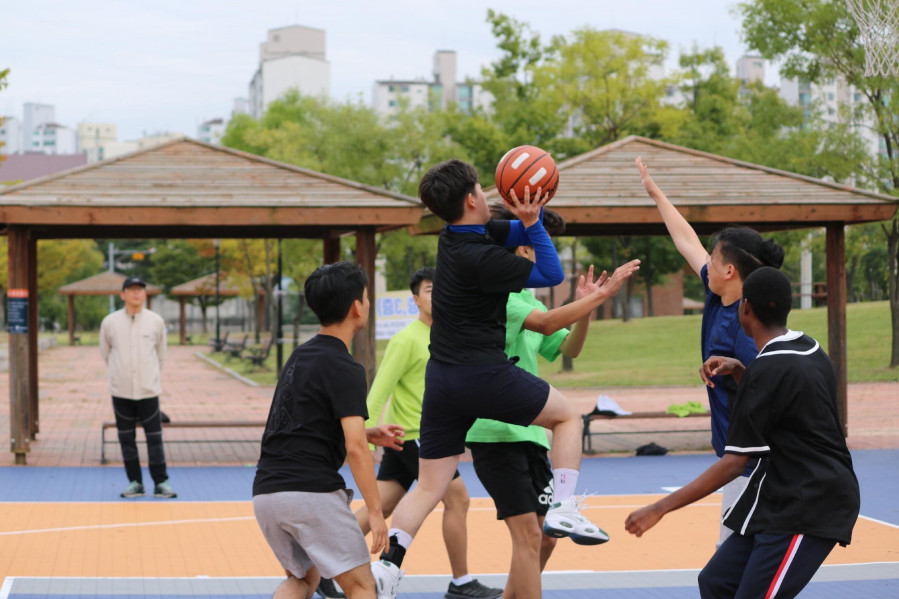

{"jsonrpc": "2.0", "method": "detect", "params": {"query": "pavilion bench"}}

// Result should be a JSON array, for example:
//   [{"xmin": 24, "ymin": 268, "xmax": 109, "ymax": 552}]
[
  {"xmin": 100, "ymin": 419, "xmax": 265, "ymax": 463},
  {"xmin": 581, "ymin": 410, "xmax": 710, "ymax": 454}
]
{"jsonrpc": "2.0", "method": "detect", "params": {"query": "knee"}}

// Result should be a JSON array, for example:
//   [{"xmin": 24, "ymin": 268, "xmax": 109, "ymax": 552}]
[
  {"xmin": 442, "ymin": 489, "xmax": 470, "ymax": 514},
  {"xmin": 697, "ymin": 565, "xmax": 719, "ymax": 597},
  {"xmin": 540, "ymin": 533, "xmax": 557, "ymax": 555}
]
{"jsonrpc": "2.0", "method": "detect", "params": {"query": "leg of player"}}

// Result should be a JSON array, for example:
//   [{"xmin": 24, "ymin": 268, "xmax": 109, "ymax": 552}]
[
  {"xmin": 440, "ymin": 476, "xmax": 471, "ymax": 579},
  {"xmin": 531, "ymin": 385, "xmax": 610, "ymax": 545},
  {"xmin": 356, "ymin": 480, "xmax": 407, "ymax": 534},
  {"xmin": 503, "ymin": 513, "xmax": 544, "ymax": 599},
  {"xmin": 334, "ymin": 562, "xmax": 378, "ymax": 599},
  {"xmin": 372, "ymin": 456, "xmax": 461, "ymax": 598},
  {"xmin": 274, "ymin": 569, "xmax": 318, "ymax": 599},
  {"xmin": 536, "ymin": 516, "xmax": 557, "ymax": 571}
]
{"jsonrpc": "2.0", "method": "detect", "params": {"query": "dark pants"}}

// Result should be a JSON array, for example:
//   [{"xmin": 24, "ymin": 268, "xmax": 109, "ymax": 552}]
[
  {"xmin": 112, "ymin": 396, "xmax": 168, "ymax": 485},
  {"xmin": 698, "ymin": 532, "xmax": 836, "ymax": 599}
]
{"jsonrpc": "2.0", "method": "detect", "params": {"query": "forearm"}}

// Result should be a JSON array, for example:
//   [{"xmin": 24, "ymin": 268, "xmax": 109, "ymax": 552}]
[
  {"xmin": 525, "ymin": 220, "xmax": 564, "ymax": 287},
  {"xmin": 653, "ymin": 455, "xmax": 746, "ymax": 516},
  {"xmin": 558, "ymin": 317, "xmax": 589, "ymax": 358},
  {"xmin": 346, "ymin": 442, "xmax": 382, "ymax": 516},
  {"xmin": 526, "ymin": 290, "xmax": 607, "ymax": 336},
  {"xmin": 646, "ymin": 187, "xmax": 706, "ymax": 274}
]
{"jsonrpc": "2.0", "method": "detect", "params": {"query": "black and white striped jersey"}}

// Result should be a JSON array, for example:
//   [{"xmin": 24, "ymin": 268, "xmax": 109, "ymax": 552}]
[{"xmin": 722, "ymin": 330, "xmax": 860, "ymax": 545}]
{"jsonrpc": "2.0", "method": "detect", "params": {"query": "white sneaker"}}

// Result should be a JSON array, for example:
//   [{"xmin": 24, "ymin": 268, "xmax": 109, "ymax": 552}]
[
  {"xmin": 543, "ymin": 496, "xmax": 610, "ymax": 545},
  {"xmin": 371, "ymin": 560, "xmax": 403, "ymax": 599}
]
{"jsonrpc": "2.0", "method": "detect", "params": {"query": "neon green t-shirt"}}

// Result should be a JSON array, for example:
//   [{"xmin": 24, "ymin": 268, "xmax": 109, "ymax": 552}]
[
  {"xmin": 465, "ymin": 289, "xmax": 568, "ymax": 449},
  {"xmin": 365, "ymin": 318, "xmax": 430, "ymax": 441}
]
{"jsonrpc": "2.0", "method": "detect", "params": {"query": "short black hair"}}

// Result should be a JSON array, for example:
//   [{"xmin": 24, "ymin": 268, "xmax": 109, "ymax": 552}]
[
  {"xmin": 304, "ymin": 261, "xmax": 368, "ymax": 326},
  {"xmin": 711, "ymin": 226, "xmax": 785, "ymax": 281},
  {"xmin": 418, "ymin": 159, "xmax": 480, "ymax": 223},
  {"xmin": 742, "ymin": 266, "xmax": 792, "ymax": 328},
  {"xmin": 489, "ymin": 202, "xmax": 566, "ymax": 236},
  {"xmin": 410, "ymin": 267, "xmax": 436, "ymax": 295}
]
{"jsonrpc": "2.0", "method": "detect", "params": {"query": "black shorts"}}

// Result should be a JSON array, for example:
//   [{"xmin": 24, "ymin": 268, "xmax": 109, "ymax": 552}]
[
  {"xmin": 419, "ymin": 359, "xmax": 549, "ymax": 459},
  {"xmin": 469, "ymin": 441, "xmax": 553, "ymax": 520},
  {"xmin": 377, "ymin": 440, "xmax": 460, "ymax": 491}
]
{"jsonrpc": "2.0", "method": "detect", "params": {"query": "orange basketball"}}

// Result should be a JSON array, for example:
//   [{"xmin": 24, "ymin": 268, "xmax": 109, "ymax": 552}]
[{"xmin": 494, "ymin": 145, "xmax": 559, "ymax": 204}]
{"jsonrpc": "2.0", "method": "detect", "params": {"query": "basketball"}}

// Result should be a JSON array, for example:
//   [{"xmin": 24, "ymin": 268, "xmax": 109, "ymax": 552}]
[{"xmin": 494, "ymin": 145, "xmax": 559, "ymax": 204}]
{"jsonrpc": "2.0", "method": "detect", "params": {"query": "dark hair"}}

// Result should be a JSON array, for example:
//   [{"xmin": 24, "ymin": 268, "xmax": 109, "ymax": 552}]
[
  {"xmin": 711, "ymin": 226, "xmax": 785, "ymax": 281},
  {"xmin": 742, "ymin": 266, "xmax": 792, "ymax": 328},
  {"xmin": 418, "ymin": 159, "xmax": 480, "ymax": 223},
  {"xmin": 304, "ymin": 261, "xmax": 368, "ymax": 326},
  {"xmin": 489, "ymin": 202, "xmax": 566, "ymax": 236},
  {"xmin": 410, "ymin": 267, "xmax": 436, "ymax": 295}
]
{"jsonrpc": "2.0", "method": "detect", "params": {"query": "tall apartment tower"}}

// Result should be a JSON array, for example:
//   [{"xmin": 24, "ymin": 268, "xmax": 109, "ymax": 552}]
[
  {"xmin": 736, "ymin": 55, "xmax": 766, "ymax": 86},
  {"xmin": 248, "ymin": 25, "xmax": 330, "ymax": 119}
]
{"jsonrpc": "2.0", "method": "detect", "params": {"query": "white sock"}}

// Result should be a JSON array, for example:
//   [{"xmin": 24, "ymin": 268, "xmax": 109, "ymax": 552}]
[
  {"xmin": 388, "ymin": 528, "xmax": 413, "ymax": 549},
  {"xmin": 553, "ymin": 468, "xmax": 579, "ymax": 502},
  {"xmin": 452, "ymin": 575, "xmax": 472, "ymax": 586}
]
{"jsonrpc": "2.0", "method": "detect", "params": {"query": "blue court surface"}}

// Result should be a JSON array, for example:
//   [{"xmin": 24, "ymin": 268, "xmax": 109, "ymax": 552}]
[{"xmin": 1, "ymin": 450, "xmax": 896, "ymax": 598}]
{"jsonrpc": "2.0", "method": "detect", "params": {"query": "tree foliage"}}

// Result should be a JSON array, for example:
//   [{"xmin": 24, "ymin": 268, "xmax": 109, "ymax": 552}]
[{"xmin": 739, "ymin": 0, "xmax": 899, "ymax": 366}]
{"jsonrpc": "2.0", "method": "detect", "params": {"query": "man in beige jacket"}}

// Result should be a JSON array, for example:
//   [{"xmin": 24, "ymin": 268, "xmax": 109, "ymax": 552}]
[{"xmin": 100, "ymin": 276, "xmax": 176, "ymax": 499}]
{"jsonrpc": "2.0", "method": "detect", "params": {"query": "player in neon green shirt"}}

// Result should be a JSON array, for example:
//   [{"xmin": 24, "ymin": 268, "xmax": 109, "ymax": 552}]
[
  {"xmin": 346, "ymin": 267, "xmax": 501, "ymax": 599},
  {"xmin": 466, "ymin": 206, "xmax": 638, "ymax": 599}
]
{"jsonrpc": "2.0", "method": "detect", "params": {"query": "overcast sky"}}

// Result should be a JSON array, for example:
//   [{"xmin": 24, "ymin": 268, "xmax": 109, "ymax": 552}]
[{"xmin": 1, "ymin": 0, "xmax": 770, "ymax": 141}]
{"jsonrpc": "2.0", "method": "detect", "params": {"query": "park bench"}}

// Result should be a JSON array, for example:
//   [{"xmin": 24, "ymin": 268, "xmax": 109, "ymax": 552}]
[
  {"xmin": 207, "ymin": 331, "xmax": 230, "ymax": 352},
  {"xmin": 581, "ymin": 409, "xmax": 710, "ymax": 454},
  {"xmin": 242, "ymin": 337, "xmax": 274, "ymax": 370},
  {"xmin": 223, "ymin": 334, "xmax": 249, "ymax": 360},
  {"xmin": 100, "ymin": 420, "xmax": 265, "ymax": 463}
]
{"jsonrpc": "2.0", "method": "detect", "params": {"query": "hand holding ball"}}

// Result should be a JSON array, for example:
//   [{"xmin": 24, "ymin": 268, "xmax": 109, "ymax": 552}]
[{"xmin": 495, "ymin": 145, "xmax": 559, "ymax": 204}]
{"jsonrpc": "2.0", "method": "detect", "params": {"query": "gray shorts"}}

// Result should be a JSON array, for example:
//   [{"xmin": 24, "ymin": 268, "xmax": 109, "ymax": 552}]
[{"xmin": 253, "ymin": 489, "xmax": 370, "ymax": 579}]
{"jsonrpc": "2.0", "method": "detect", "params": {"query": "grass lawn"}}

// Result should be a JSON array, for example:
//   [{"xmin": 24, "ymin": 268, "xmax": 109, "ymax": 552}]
[{"xmin": 5, "ymin": 301, "xmax": 896, "ymax": 387}]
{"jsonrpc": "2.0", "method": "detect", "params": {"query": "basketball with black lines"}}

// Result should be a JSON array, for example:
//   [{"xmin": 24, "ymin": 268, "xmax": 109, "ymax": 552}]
[{"xmin": 495, "ymin": 145, "xmax": 559, "ymax": 204}]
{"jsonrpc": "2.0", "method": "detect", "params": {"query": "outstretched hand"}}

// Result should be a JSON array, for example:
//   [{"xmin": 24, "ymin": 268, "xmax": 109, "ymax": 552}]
[
  {"xmin": 635, "ymin": 157, "xmax": 662, "ymax": 198},
  {"xmin": 575, "ymin": 265, "xmax": 608, "ymax": 300},
  {"xmin": 366, "ymin": 424, "xmax": 405, "ymax": 451},
  {"xmin": 506, "ymin": 186, "xmax": 551, "ymax": 228},
  {"xmin": 625, "ymin": 503, "xmax": 664, "ymax": 538},
  {"xmin": 598, "ymin": 259, "xmax": 641, "ymax": 296},
  {"xmin": 699, "ymin": 356, "xmax": 745, "ymax": 388}
]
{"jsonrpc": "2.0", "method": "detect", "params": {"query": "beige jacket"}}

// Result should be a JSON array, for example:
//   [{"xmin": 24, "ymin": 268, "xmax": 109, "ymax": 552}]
[{"xmin": 99, "ymin": 308, "xmax": 166, "ymax": 399}]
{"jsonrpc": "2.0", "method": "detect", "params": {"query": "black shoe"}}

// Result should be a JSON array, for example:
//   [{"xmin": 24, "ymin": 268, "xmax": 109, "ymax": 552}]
[
  {"xmin": 445, "ymin": 579, "xmax": 503, "ymax": 599},
  {"xmin": 316, "ymin": 577, "xmax": 346, "ymax": 599}
]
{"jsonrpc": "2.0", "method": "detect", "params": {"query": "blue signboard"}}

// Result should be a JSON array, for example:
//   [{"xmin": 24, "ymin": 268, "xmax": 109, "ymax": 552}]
[{"xmin": 7, "ymin": 289, "xmax": 28, "ymax": 334}]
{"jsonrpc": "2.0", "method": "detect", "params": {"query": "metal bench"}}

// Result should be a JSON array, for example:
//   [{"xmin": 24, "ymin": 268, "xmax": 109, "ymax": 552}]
[
  {"xmin": 581, "ymin": 410, "xmax": 710, "ymax": 454},
  {"xmin": 100, "ymin": 420, "xmax": 265, "ymax": 463}
]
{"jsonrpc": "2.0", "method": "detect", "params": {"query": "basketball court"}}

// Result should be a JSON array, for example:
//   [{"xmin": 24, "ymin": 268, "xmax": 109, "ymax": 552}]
[{"xmin": 0, "ymin": 450, "xmax": 896, "ymax": 598}]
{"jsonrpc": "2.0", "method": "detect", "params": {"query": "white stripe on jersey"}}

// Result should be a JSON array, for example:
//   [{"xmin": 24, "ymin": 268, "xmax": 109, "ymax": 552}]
[
  {"xmin": 759, "ymin": 340, "xmax": 819, "ymax": 358},
  {"xmin": 721, "ymin": 458, "xmax": 764, "ymax": 522},
  {"xmin": 725, "ymin": 445, "xmax": 770, "ymax": 453},
  {"xmin": 740, "ymin": 471, "xmax": 767, "ymax": 535}
]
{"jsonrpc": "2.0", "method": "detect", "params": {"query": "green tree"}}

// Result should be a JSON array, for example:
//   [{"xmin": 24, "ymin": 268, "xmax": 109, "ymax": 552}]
[
  {"xmin": 36, "ymin": 240, "xmax": 105, "ymax": 330},
  {"xmin": 739, "ymin": 0, "xmax": 899, "ymax": 366},
  {"xmin": 149, "ymin": 240, "xmax": 216, "ymax": 333}
]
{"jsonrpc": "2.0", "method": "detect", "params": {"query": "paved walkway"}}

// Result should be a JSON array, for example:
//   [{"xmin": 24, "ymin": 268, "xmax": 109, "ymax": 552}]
[{"xmin": 0, "ymin": 344, "xmax": 897, "ymax": 467}]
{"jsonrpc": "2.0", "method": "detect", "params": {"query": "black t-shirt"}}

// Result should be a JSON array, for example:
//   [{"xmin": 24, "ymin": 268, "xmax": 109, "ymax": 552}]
[
  {"xmin": 429, "ymin": 220, "xmax": 534, "ymax": 365},
  {"xmin": 252, "ymin": 334, "xmax": 369, "ymax": 495},
  {"xmin": 723, "ymin": 331, "xmax": 860, "ymax": 545}
]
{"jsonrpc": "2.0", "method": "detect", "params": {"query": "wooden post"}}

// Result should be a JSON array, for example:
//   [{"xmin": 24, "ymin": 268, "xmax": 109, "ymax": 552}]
[
  {"xmin": 179, "ymin": 297, "xmax": 187, "ymax": 345},
  {"xmin": 323, "ymin": 237, "xmax": 341, "ymax": 264},
  {"xmin": 826, "ymin": 223, "xmax": 848, "ymax": 437},
  {"xmin": 7, "ymin": 227, "xmax": 31, "ymax": 464},
  {"xmin": 354, "ymin": 227, "xmax": 377, "ymax": 384},
  {"xmin": 67, "ymin": 296, "xmax": 76, "ymax": 346},
  {"xmin": 27, "ymin": 235, "xmax": 39, "ymax": 439}
]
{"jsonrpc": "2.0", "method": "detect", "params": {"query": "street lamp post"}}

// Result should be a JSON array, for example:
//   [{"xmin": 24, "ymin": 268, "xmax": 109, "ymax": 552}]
[{"xmin": 213, "ymin": 239, "xmax": 221, "ymax": 346}]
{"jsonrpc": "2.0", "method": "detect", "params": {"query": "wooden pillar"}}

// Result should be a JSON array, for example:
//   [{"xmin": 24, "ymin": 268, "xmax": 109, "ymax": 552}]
[
  {"xmin": 147, "ymin": 295, "xmax": 153, "ymax": 310},
  {"xmin": 7, "ymin": 227, "xmax": 31, "ymax": 464},
  {"xmin": 826, "ymin": 223, "xmax": 848, "ymax": 437},
  {"xmin": 179, "ymin": 297, "xmax": 187, "ymax": 345},
  {"xmin": 353, "ymin": 227, "xmax": 377, "ymax": 384},
  {"xmin": 67, "ymin": 296, "xmax": 76, "ymax": 345},
  {"xmin": 323, "ymin": 236, "xmax": 341, "ymax": 264},
  {"xmin": 27, "ymin": 235, "xmax": 39, "ymax": 439}
]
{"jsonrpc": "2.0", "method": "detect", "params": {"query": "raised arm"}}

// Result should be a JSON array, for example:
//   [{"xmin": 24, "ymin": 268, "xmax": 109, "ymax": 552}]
[
  {"xmin": 341, "ymin": 415, "xmax": 387, "ymax": 554},
  {"xmin": 636, "ymin": 157, "xmax": 708, "ymax": 276},
  {"xmin": 522, "ymin": 260, "xmax": 641, "ymax": 337}
]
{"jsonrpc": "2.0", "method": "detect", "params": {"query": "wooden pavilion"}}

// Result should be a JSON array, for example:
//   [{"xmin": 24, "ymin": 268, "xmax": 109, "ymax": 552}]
[
  {"xmin": 1, "ymin": 138, "xmax": 423, "ymax": 464},
  {"xmin": 58, "ymin": 271, "xmax": 162, "ymax": 346},
  {"xmin": 169, "ymin": 273, "xmax": 242, "ymax": 345},
  {"xmin": 414, "ymin": 136, "xmax": 899, "ymax": 434}
]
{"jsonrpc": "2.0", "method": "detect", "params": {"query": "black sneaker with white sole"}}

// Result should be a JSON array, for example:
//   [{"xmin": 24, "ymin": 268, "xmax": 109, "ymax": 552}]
[{"xmin": 445, "ymin": 579, "xmax": 503, "ymax": 599}]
